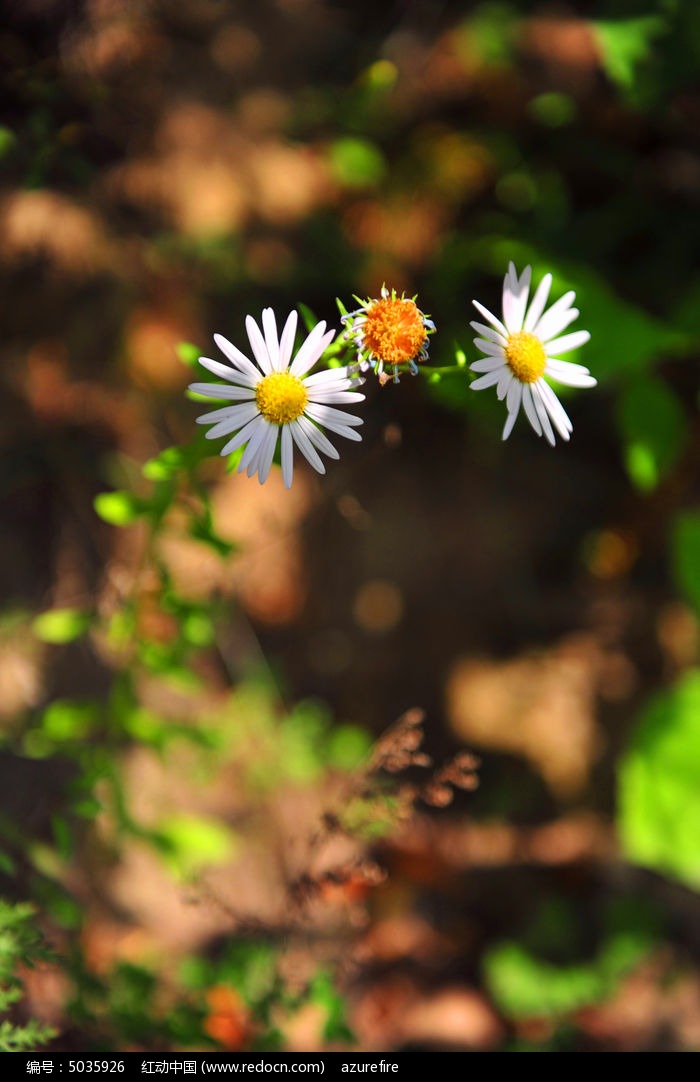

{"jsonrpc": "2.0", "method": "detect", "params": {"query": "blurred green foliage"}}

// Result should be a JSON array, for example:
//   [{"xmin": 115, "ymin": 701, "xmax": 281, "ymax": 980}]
[
  {"xmin": 33, "ymin": 609, "xmax": 93, "ymax": 645},
  {"xmin": 65, "ymin": 940, "xmax": 353, "ymax": 1052},
  {"xmin": 328, "ymin": 137, "xmax": 386, "ymax": 189},
  {"xmin": 617, "ymin": 376, "xmax": 686, "ymax": 491},
  {"xmin": 484, "ymin": 897, "xmax": 659, "ymax": 1019},
  {"xmin": 672, "ymin": 513, "xmax": 700, "ymax": 616},
  {"xmin": 13, "ymin": 416, "xmax": 371, "ymax": 1048},
  {"xmin": 0, "ymin": 902, "xmax": 55, "ymax": 1051},
  {"xmin": 2, "ymin": 0, "xmax": 700, "ymax": 1054},
  {"xmin": 618, "ymin": 670, "xmax": 700, "ymax": 887},
  {"xmin": 593, "ymin": 16, "xmax": 668, "ymax": 97},
  {"xmin": 222, "ymin": 684, "xmax": 370, "ymax": 790}
]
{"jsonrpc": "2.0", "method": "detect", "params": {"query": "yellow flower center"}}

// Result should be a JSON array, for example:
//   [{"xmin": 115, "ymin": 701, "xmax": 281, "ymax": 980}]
[
  {"xmin": 504, "ymin": 331, "xmax": 546, "ymax": 383},
  {"xmin": 362, "ymin": 297, "xmax": 427, "ymax": 365},
  {"xmin": 255, "ymin": 371, "xmax": 308, "ymax": 425}
]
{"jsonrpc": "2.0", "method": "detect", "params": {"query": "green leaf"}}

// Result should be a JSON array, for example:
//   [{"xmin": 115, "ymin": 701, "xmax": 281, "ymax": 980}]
[
  {"xmin": 219, "ymin": 943, "xmax": 278, "ymax": 1008},
  {"xmin": 189, "ymin": 515, "xmax": 236, "ymax": 558},
  {"xmin": 94, "ymin": 490, "xmax": 143, "ymax": 527},
  {"xmin": 297, "ymin": 302, "xmax": 318, "ymax": 334},
  {"xmin": 182, "ymin": 611, "xmax": 215, "ymax": 647},
  {"xmin": 559, "ymin": 266, "xmax": 684, "ymax": 381},
  {"xmin": 41, "ymin": 699, "xmax": 97, "ymax": 741},
  {"xmin": 617, "ymin": 376, "xmax": 687, "ymax": 490},
  {"xmin": 592, "ymin": 16, "xmax": 667, "ymax": 91},
  {"xmin": 0, "ymin": 127, "xmax": 16, "ymax": 158},
  {"xmin": 326, "ymin": 725, "xmax": 371, "ymax": 770},
  {"xmin": 225, "ymin": 445, "xmax": 245, "ymax": 472},
  {"xmin": 485, "ymin": 942, "xmax": 605, "ymax": 1018},
  {"xmin": 33, "ymin": 608, "xmax": 92, "ymax": 644},
  {"xmin": 121, "ymin": 706, "xmax": 168, "ymax": 745},
  {"xmin": 484, "ymin": 902, "xmax": 655, "ymax": 1021},
  {"xmin": 327, "ymin": 137, "xmax": 385, "ymax": 188},
  {"xmin": 143, "ymin": 438, "xmax": 213, "ymax": 479},
  {"xmin": 52, "ymin": 815, "xmax": 73, "ymax": 860},
  {"xmin": 672, "ymin": 512, "xmax": 700, "ymax": 615},
  {"xmin": 309, "ymin": 970, "xmax": 354, "ymax": 1043},
  {"xmin": 142, "ymin": 447, "xmax": 186, "ymax": 481},
  {"xmin": 176, "ymin": 341, "xmax": 202, "ymax": 368},
  {"xmin": 462, "ymin": 3, "xmax": 517, "ymax": 66},
  {"xmin": 0, "ymin": 852, "xmax": 15, "ymax": 876},
  {"xmin": 618, "ymin": 669, "xmax": 700, "ymax": 888},
  {"xmin": 0, "ymin": 1018, "xmax": 56, "ymax": 1052},
  {"xmin": 73, "ymin": 797, "xmax": 103, "ymax": 818},
  {"xmin": 359, "ymin": 58, "xmax": 398, "ymax": 93},
  {"xmin": 154, "ymin": 815, "xmax": 236, "ymax": 879},
  {"xmin": 528, "ymin": 92, "xmax": 576, "ymax": 128}
]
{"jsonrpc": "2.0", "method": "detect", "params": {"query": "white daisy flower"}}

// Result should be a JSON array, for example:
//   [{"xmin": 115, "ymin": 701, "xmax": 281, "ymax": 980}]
[
  {"xmin": 189, "ymin": 308, "xmax": 365, "ymax": 488},
  {"xmin": 470, "ymin": 262, "xmax": 596, "ymax": 445}
]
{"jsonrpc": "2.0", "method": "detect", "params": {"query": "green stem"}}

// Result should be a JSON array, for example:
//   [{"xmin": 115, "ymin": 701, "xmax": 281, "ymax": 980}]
[{"xmin": 421, "ymin": 364, "xmax": 469, "ymax": 376}]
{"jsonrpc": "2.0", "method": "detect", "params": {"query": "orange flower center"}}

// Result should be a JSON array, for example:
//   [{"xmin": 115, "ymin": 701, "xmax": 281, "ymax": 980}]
[{"xmin": 362, "ymin": 297, "xmax": 427, "ymax": 365}]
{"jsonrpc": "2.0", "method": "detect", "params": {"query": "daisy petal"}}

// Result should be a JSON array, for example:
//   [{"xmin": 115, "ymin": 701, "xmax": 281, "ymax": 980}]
[
  {"xmin": 502, "ymin": 407, "xmax": 519, "ymax": 441},
  {"xmin": 503, "ymin": 263, "xmax": 531, "ymax": 334},
  {"xmin": 531, "ymin": 382, "xmax": 556, "ymax": 446},
  {"xmin": 290, "ymin": 419, "xmax": 326, "ymax": 474},
  {"xmin": 471, "ymin": 369, "xmax": 504, "ymax": 390},
  {"xmin": 310, "ymin": 415, "xmax": 362, "ymax": 441},
  {"xmin": 290, "ymin": 322, "xmax": 334, "ymax": 377},
  {"xmin": 545, "ymin": 358, "xmax": 592, "ymax": 378},
  {"xmin": 278, "ymin": 310, "xmax": 298, "ymax": 371},
  {"xmin": 473, "ymin": 337, "xmax": 505, "ymax": 357},
  {"xmin": 470, "ymin": 357, "xmax": 506, "ymax": 374},
  {"xmin": 280, "ymin": 424, "xmax": 294, "ymax": 488},
  {"xmin": 189, "ymin": 382, "xmax": 256, "ymax": 399},
  {"xmin": 203, "ymin": 401, "xmax": 260, "ymax": 440},
  {"xmin": 238, "ymin": 415, "xmax": 272, "ymax": 472},
  {"xmin": 333, "ymin": 425, "xmax": 362, "ymax": 441},
  {"xmin": 213, "ymin": 335, "xmax": 262, "ymax": 384},
  {"xmin": 297, "ymin": 415, "xmax": 340, "ymax": 459},
  {"xmin": 521, "ymin": 383, "xmax": 542, "ymax": 437},
  {"xmin": 246, "ymin": 315, "xmax": 273, "ymax": 375},
  {"xmin": 544, "ymin": 360, "xmax": 597, "ymax": 388},
  {"xmin": 472, "ymin": 299, "xmax": 508, "ymax": 339},
  {"xmin": 533, "ymin": 291, "xmax": 576, "ymax": 342},
  {"xmin": 306, "ymin": 388, "xmax": 366, "ymax": 404},
  {"xmin": 256, "ymin": 423, "xmax": 279, "ymax": 485},
  {"xmin": 198, "ymin": 356, "xmax": 258, "ymax": 388},
  {"xmin": 538, "ymin": 379, "xmax": 572, "ymax": 440},
  {"xmin": 506, "ymin": 375, "xmax": 522, "ymax": 415},
  {"xmin": 196, "ymin": 401, "xmax": 257, "ymax": 424},
  {"xmin": 261, "ymin": 308, "xmax": 280, "ymax": 370},
  {"xmin": 303, "ymin": 367, "xmax": 359, "ymax": 389},
  {"xmin": 469, "ymin": 320, "xmax": 507, "ymax": 345},
  {"xmin": 497, "ymin": 371, "xmax": 514, "ymax": 401},
  {"xmin": 542, "ymin": 306, "xmax": 580, "ymax": 338},
  {"xmin": 523, "ymin": 273, "xmax": 552, "ymax": 332},
  {"xmin": 502, "ymin": 262, "xmax": 517, "ymax": 302},
  {"xmin": 304, "ymin": 402, "xmax": 364, "ymax": 428},
  {"xmin": 544, "ymin": 330, "xmax": 591, "ymax": 356},
  {"xmin": 220, "ymin": 415, "xmax": 264, "ymax": 457}
]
